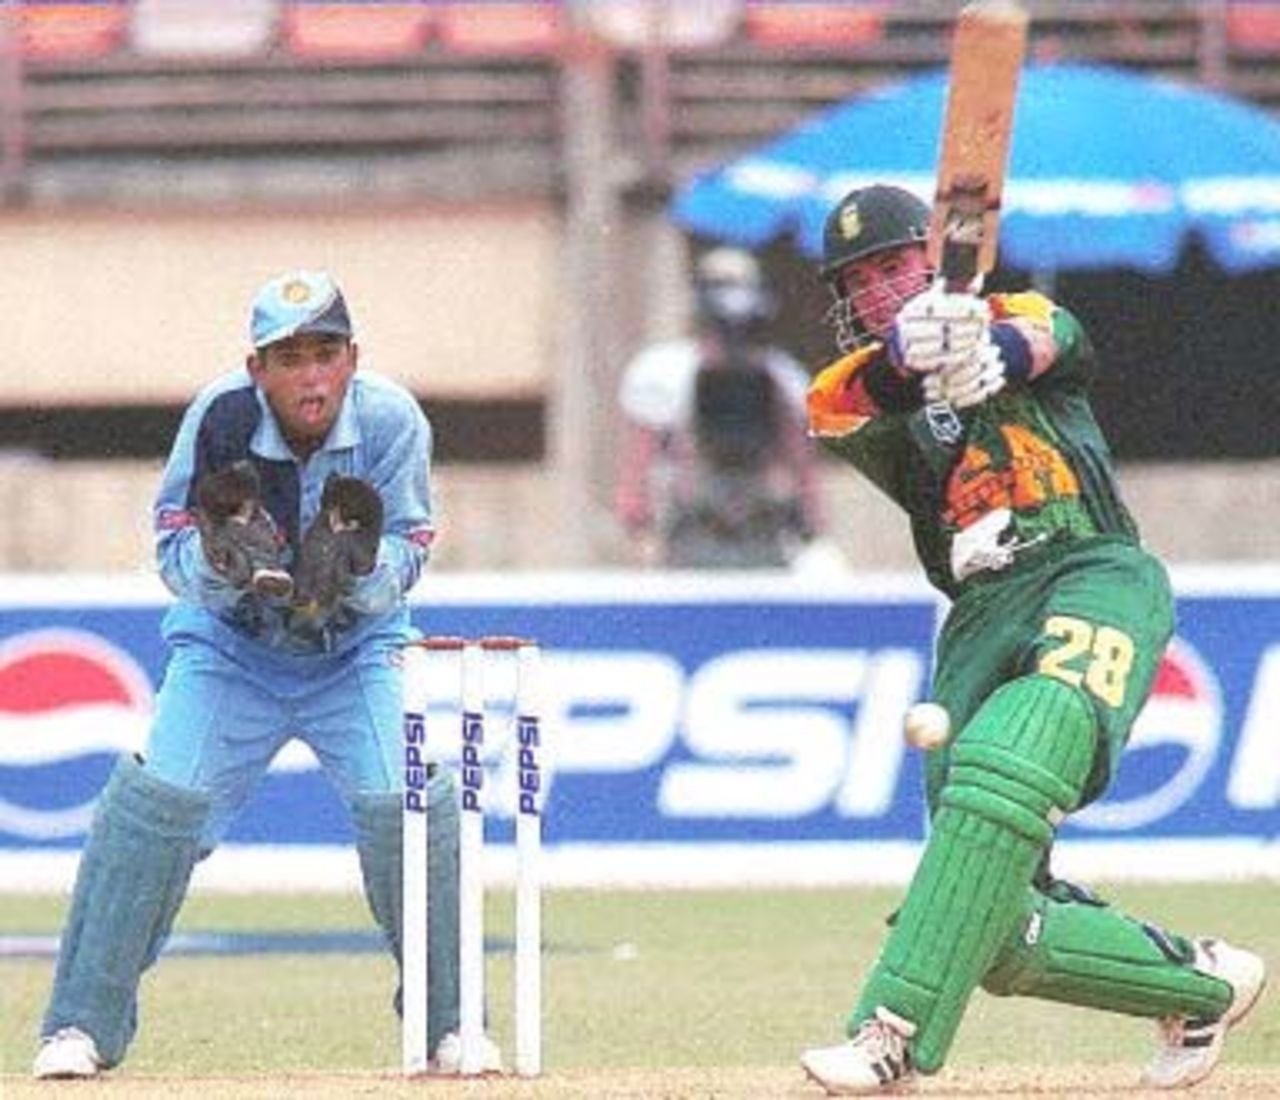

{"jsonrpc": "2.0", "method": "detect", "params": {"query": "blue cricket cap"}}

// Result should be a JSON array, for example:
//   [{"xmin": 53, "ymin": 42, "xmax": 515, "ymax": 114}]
[{"xmin": 250, "ymin": 269, "xmax": 353, "ymax": 350}]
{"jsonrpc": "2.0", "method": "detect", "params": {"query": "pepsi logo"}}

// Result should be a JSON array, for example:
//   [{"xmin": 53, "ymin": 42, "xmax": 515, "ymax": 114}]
[
  {"xmin": 1072, "ymin": 636, "xmax": 1222, "ymax": 832},
  {"xmin": 0, "ymin": 629, "xmax": 154, "ymax": 839}
]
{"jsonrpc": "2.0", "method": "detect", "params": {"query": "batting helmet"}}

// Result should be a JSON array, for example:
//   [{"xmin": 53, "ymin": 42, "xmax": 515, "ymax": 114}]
[{"xmin": 819, "ymin": 185, "xmax": 930, "ymax": 281}]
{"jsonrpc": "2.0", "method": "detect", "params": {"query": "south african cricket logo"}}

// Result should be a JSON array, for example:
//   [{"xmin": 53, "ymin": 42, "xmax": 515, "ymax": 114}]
[{"xmin": 838, "ymin": 204, "xmax": 862, "ymax": 241}]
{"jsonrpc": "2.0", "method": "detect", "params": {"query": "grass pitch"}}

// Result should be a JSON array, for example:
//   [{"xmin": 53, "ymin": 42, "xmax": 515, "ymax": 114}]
[{"xmin": 2, "ymin": 881, "xmax": 1277, "ymax": 1096}]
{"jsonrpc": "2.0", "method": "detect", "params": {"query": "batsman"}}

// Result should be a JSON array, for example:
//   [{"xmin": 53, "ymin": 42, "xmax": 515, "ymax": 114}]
[
  {"xmin": 798, "ymin": 183, "xmax": 1266, "ymax": 1095},
  {"xmin": 32, "ymin": 270, "xmax": 499, "ymax": 1078}
]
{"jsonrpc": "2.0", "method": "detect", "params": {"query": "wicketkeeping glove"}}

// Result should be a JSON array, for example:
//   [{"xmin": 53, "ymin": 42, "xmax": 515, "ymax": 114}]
[
  {"xmin": 292, "ymin": 475, "xmax": 384, "ymax": 614},
  {"xmin": 922, "ymin": 336, "xmax": 1008, "ymax": 409},
  {"xmin": 888, "ymin": 288, "xmax": 990, "ymax": 375},
  {"xmin": 193, "ymin": 461, "xmax": 293, "ymax": 598}
]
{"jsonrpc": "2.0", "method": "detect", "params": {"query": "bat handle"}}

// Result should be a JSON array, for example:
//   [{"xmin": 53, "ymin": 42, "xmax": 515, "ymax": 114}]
[{"xmin": 934, "ymin": 272, "xmax": 986, "ymax": 296}]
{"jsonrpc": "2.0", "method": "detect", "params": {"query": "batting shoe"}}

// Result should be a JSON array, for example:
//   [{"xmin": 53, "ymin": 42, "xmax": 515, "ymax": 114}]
[
  {"xmin": 1142, "ymin": 938, "xmax": 1267, "ymax": 1090},
  {"xmin": 32, "ymin": 1026, "xmax": 104, "ymax": 1079},
  {"xmin": 430, "ymin": 1030, "xmax": 503, "ymax": 1076},
  {"xmin": 800, "ymin": 1006, "xmax": 917, "ymax": 1095}
]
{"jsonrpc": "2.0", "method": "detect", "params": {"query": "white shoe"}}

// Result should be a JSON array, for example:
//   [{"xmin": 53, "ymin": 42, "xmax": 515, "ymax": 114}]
[
  {"xmin": 1141, "ymin": 937, "xmax": 1267, "ymax": 1089},
  {"xmin": 32, "ymin": 1027, "xmax": 104, "ymax": 1079},
  {"xmin": 800, "ymin": 1006, "xmax": 917, "ymax": 1095},
  {"xmin": 430, "ymin": 1030, "xmax": 503, "ymax": 1076}
]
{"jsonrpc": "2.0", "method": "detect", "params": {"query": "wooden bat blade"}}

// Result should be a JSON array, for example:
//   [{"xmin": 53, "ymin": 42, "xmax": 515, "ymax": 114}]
[{"xmin": 927, "ymin": 0, "xmax": 1029, "ymax": 288}]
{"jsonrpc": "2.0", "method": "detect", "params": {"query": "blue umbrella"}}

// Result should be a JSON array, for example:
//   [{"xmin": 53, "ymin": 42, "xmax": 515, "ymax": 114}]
[{"xmin": 671, "ymin": 62, "xmax": 1280, "ymax": 274}]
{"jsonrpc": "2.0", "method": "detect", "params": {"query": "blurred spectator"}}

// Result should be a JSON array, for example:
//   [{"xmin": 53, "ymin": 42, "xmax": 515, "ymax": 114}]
[{"xmin": 615, "ymin": 247, "xmax": 823, "ymax": 569}]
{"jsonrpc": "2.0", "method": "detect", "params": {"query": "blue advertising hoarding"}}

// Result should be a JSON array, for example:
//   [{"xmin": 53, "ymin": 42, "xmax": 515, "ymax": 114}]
[{"xmin": 1, "ymin": 570, "xmax": 1276, "ymax": 887}]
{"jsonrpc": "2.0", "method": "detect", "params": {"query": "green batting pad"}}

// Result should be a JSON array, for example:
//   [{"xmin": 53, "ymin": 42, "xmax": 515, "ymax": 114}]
[
  {"xmin": 352, "ymin": 770, "xmax": 460, "ymax": 1054},
  {"xmin": 41, "ymin": 755, "xmax": 211, "ymax": 1067},
  {"xmin": 982, "ymin": 886, "xmax": 1232, "ymax": 1020},
  {"xmin": 850, "ymin": 675, "xmax": 1096, "ymax": 1073}
]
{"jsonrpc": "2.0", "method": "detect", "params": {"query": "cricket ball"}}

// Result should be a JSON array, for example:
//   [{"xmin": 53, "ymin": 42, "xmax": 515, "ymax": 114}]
[{"xmin": 904, "ymin": 702, "xmax": 951, "ymax": 751}]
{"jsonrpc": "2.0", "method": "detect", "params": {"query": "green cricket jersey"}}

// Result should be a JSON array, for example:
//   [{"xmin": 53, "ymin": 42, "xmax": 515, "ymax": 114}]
[{"xmin": 809, "ymin": 291, "xmax": 1140, "ymax": 598}]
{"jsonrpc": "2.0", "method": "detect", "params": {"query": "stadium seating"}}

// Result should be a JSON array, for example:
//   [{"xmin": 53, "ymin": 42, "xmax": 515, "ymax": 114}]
[
  {"xmin": 433, "ymin": 1, "xmax": 561, "ymax": 55},
  {"xmin": 130, "ymin": 0, "xmax": 275, "ymax": 58},
  {"xmin": 282, "ymin": 2, "xmax": 434, "ymax": 60},
  {"xmin": 1227, "ymin": 1, "xmax": 1280, "ymax": 54},
  {"xmin": 7, "ymin": 0, "xmax": 1279, "ymax": 193},
  {"xmin": 12, "ymin": 1, "xmax": 128, "ymax": 62},
  {"xmin": 743, "ymin": 2, "xmax": 885, "ymax": 49},
  {"xmin": 584, "ymin": 1, "xmax": 740, "ymax": 50}
]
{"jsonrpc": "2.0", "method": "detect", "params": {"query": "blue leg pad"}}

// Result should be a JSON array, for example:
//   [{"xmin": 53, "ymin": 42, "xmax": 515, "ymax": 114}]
[
  {"xmin": 41, "ymin": 755, "xmax": 210, "ymax": 1067},
  {"xmin": 352, "ymin": 768, "xmax": 459, "ymax": 1055}
]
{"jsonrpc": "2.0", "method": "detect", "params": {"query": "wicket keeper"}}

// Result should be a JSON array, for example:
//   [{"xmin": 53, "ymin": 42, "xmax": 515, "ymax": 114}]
[{"xmin": 33, "ymin": 270, "xmax": 499, "ymax": 1078}]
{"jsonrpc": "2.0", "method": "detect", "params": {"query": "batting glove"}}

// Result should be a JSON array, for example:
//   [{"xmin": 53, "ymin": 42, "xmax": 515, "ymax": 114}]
[
  {"xmin": 922, "ymin": 336, "xmax": 1007, "ymax": 409},
  {"xmin": 888, "ymin": 288, "xmax": 990, "ymax": 375}
]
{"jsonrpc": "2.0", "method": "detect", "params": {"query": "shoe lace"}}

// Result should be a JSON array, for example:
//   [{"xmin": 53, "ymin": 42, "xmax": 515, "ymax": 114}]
[
  {"xmin": 1157, "ymin": 1014, "xmax": 1218, "ymax": 1051},
  {"xmin": 852, "ymin": 1018, "xmax": 911, "ymax": 1071}
]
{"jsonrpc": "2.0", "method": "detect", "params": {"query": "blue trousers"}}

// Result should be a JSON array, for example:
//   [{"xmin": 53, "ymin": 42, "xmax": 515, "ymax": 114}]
[{"xmin": 145, "ymin": 634, "xmax": 406, "ymax": 844}]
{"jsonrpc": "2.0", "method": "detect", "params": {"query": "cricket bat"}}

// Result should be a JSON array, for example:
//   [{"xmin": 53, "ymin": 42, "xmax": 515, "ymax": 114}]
[{"xmin": 927, "ymin": 0, "xmax": 1029, "ymax": 292}]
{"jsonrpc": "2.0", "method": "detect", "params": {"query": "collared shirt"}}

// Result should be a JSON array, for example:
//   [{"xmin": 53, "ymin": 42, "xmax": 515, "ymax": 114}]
[{"xmin": 154, "ymin": 366, "xmax": 434, "ymax": 661}]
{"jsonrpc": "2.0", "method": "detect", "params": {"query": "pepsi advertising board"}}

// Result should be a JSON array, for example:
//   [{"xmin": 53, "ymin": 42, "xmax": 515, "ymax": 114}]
[{"xmin": 1, "ymin": 571, "xmax": 1276, "ymax": 888}]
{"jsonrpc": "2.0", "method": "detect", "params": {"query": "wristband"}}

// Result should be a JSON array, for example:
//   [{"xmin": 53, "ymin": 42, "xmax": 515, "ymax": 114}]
[{"xmin": 990, "ymin": 323, "xmax": 1033, "ymax": 383}]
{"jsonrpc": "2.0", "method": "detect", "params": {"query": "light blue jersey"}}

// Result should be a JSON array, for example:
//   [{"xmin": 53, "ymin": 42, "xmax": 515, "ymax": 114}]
[
  {"xmin": 145, "ymin": 365, "xmax": 434, "ymax": 842},
  {"xmin": 154, "ymin": 365, "xmax": 433, "ymax": 659}
]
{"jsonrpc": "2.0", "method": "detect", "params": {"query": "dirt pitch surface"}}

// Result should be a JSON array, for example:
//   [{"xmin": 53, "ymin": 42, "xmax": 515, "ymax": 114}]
[{"xmin": 4, "ymin": 1066, "xmax": 1278, "ymax": 1098}]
